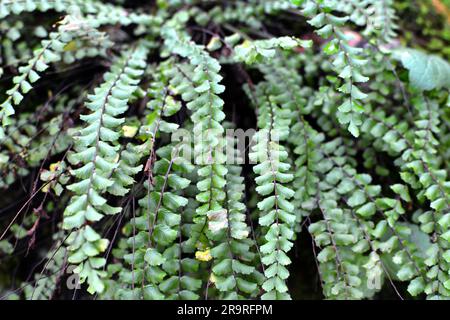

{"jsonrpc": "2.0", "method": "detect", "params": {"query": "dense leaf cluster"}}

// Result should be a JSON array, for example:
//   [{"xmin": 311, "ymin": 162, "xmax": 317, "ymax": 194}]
[{"xmin": 0, "ymin": 0, "xmax": 449, "ymax": 300}]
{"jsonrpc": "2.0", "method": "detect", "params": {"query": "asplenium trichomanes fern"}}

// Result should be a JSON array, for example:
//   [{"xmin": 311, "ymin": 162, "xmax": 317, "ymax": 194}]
[{"xmin": 0, "ymin": 0, "xmax": 449, "ymax": 300}]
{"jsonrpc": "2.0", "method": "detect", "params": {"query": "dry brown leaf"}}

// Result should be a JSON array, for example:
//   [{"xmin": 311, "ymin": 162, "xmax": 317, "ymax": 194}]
[{"xmin": 432, "ymin": 0, "xmax": 450, "ymax": 23}]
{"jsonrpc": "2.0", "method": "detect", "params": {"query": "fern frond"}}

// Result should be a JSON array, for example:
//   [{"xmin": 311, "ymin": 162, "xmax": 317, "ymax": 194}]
[
  {"xmin": 249, "ymin": 82, "xmax": 296, "ymax": 300},
  {"xmin": 162, "ymin": 19, "xmax": 237, "ymax": 298},
  {"xmin": 294, "ymin": 0, "xmax": 370, "ymax": 137},
  {"xmin": 0, "ymin": 15, "xmax": 110, "ymax": 138},
  {"xmin": 62, "ymin": 44, "xmax": 148, "ymax": 294},
  {"xmin": 362, "ymin": 106, "xmax": 450, "ymax": 298}
]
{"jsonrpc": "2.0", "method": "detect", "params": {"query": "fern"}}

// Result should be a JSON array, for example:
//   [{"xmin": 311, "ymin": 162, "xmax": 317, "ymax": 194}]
[
  {"xmin": 296, "ymin": 0, "xmax": 370, "ymax": 137},
  {"xmin": 248, "ymin": 82, "xmax": 296, "ymax": 300},
  {"xmin": 0, "ymin": 0, "xmax": 449, "ymax": 301},
  {"xmin": 63, "ymin": 44, "xmax": 148, "ymax": 294}
]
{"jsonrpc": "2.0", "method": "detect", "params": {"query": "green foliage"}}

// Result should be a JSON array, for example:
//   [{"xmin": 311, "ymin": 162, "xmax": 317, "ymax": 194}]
[
  {"xmin": 63, "ymin": 44, "xmax": 148, "ymax": 294},
  {"xmin": 0, "ymin": 0, "xmax": 449, "ymax": 301},
  {"xmin": 300, "ymin": 0, "xmax": 370, "ymax": 137},
  {"xmin": 394, "ymin": 48, "xmax": 450, "ymax": 91},
  {"xmin": 0, "ymin": 14, "xmax": 111, "ymax": 138},
  {"xmin": 248, "ymin": 82, "xmax": 297, "ymax": 300},
  {"xmin": 233, "ymin": 37, "xmax": 312, "ymax": 64}
]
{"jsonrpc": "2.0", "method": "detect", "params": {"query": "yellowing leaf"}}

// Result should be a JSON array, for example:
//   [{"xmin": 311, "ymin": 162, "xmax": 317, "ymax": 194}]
[
  {"xmin": 96, "ymin": 238, "xmax": 109, "ymax": 252},
  {"xmin": 195, "ymin": 249, "xmax": 212, "ymax": 262},
  {"xmin": 42, "ymin": 184, "xmax": 51, "ymax": 193},
  {"xmin": 64, "ymin": 40, "xmax": 78, "ymax": 52},
  {"xmin": 50, "ymin": 161, "xmax": 61, "ymax": 172},
  {"xmin": 122, "ymin": 125, "xmax": 138, "ymax": 138}
]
